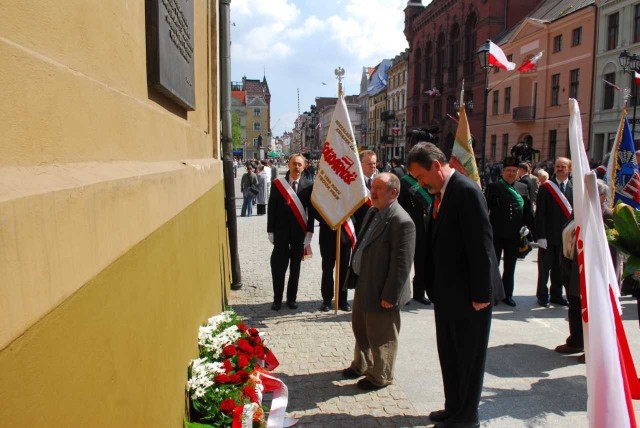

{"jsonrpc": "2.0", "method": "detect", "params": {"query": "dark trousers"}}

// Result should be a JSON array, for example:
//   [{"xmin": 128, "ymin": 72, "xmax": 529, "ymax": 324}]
[
  {"xmin": 319, "ymin": 231, "xmax": 350, "ymax": 305},
  {"xmin": 270, "ymin": 231, "xmax": 304, "ymax": 304},
  {"xmin": 257, "ymin": 204, "xmax": 266, "ymax": 215},
  {"xmin": 567, "ymin": 295, "xmax": 583, "ymax": 348},
  {"xmin": 536, "ymin": 243, "xmax": 564, "ymax": 300},
  {"xmin": 493, "ymin": 237, "xmax": 519, "ymax": 298},
  {"xmin": 413, "ymin": 240, "xmax": 427, "ymax": 299},
  {"xmin": 435, "ymin": 308, "xmax": 491, "ymax": 423}
]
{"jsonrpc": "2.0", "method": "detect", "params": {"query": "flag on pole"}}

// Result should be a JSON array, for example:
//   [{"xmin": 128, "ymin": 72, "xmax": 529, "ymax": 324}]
[
  {"xmin": 311, "ymin": 95, "xmax": 368, "ymax": 229},
  {"xmin": 488, "ymin": 41, "xmax": 516, "ymax": 71},
  {"xmin": 604, "ymin": 79, "xmax": 623, "ymax": 92},
  {"xmin": 606, "ymin": 109, "xmax": 640, "ymax": 209},
  {"xmin": 635, "ymin": 71, "xmax": 640, "ymax": 85},
  {"xmin": 517, "ymin": 51, "xmax": 543, "ymax": 73},
  {"xmin": 450, "ymin": 89, "xmax": 481, "ymax": 187},
  {"xmin": 568, "ymin": 98, "xmax": 640, "ymax": 428}
]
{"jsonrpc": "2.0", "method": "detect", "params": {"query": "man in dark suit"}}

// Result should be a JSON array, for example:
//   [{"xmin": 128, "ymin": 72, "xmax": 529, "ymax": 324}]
[
  {"xmin": 267, "ymin": 154, "xmax": 314, "ymax": 310},
  {"xmin": 353, "ymin": 150, "xmax": 377, "ymax": 234},
  {"xmin": 535, "ymin": 157, "xmax": 573, "ymax": 307},
  {"xmin": 398, "ymin": 172, "xmax": 432, "ymax": 305},
  {"xmin": 485, "ymin": 157, "xmax": 534, "ymax": 307},
  {"xmin": 341, "ymin": 173, "xmax": 416, "ymax": 391},
  {"xmin": 407, "ymin": 142, "xmax": 499, "ymax": 428},
  {"xmin": 311, "ymin": 206, "xmax": 352, "ymax": 312},
  {"xmin": 518, "ymin": 162, "xmax": 538, "ymax": 207}
]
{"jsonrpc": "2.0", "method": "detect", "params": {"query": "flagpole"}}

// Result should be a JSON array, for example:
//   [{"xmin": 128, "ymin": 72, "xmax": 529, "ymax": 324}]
[
  {"xmin": 333, "ymin": 67, "xmax": 346, "ymax": 315},
  {"xmin": 334, "ymin": 228, "xmax": 341, "ymax": 314}
]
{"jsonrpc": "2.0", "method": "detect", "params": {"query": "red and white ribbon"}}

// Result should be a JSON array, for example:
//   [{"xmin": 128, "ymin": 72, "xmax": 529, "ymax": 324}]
[
  {"xmin": 541, "ymin": 180, "xmax": 572, "ymax": 220},
  {"xmin": 257, "ymin": 370, "xmax": 297, "ymax": 427},
  {"xmin": 274, "ymin": 177, "xmax": 307, "ymax": 233},
  {"xmin": 232, "ymin": 403, "xmax": 260, "ymax": 428},
  {"xmin": 343, "ymin": 218, "xmax": 356, "ymax": 250}
]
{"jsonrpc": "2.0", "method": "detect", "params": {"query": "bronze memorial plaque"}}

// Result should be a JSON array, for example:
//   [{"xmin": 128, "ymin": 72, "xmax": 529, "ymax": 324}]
[{"xmin": 147, "ymin": 0, "xmax": 195, "ymax": 110}]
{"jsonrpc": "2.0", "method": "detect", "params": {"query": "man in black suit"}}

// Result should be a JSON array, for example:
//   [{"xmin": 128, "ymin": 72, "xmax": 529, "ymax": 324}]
[
  {"xmin": 311, "ymin": 206, "xmax": 352, "ymax": 312},
  {"xmin": 407, "ymin": 143, "xmax": 499, "ymax": 428},
  {"xmin": 485, "ymin": 157, "xmax": 534, "ymax": 307},
  {"xmin": 535, "ymin": 157, "xmax": 573, "ymax": 307},
  {"xmin": 267, "ymin": 154, "xmax": 314, "ymax": 310},
  {"xmin": 518, "ymin": 162, "xmax": 538, "ymax": 207},
  {"xmin": 398, "ymin": 172, "xmax": 432, "ymax": 305}
]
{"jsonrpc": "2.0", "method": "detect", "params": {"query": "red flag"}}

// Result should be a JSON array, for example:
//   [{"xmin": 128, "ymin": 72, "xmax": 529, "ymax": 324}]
[
  {"xmin": 568, "ymin": 98, "xmax": 640, "ymax": 427},
  {"xmin": 518, "ymin": 51, "xmax": 543, "ymax": 73},
  {"xmin": 635, "ymin": 71, "xmax": 640, "ymax": 85},
  {"xmin": 488, "ymin": 41, "xmax": 516, "ymax": 71}
]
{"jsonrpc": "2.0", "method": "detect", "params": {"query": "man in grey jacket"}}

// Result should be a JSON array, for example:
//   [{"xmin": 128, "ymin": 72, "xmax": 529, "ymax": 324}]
[{"xmin": 342, "ymin": 173, "xmax": 416, "ymax": 390}]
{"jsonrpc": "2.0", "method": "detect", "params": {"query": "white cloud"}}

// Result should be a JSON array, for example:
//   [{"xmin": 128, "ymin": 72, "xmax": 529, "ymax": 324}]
[{"xmin": 326, "ymin": 0, "xmax": 408, "ymax": 61}]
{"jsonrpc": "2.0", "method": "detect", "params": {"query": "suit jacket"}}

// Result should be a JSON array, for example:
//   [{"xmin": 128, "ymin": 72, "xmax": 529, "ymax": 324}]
[
  {"xmin": 485, "ymin": 180, "xmax": 534, "ymax": 240},
  {"xmin": 347, "ymin": 202, "xmax": 416, "ymax": 312},
  {"xmin": 426, "ymin": 172, "xmax": 501, "ymax": 320},
  {"xmin": 352, "ymin": 177, "xmax": 373, "ymax": 235},
  {"xmin": 397, "ymin": 176, "xmax": 431, "ymax": 243},
  {"xmin": 519, "ymin": 174, "xmax": 538, "ymax": 204},
  {"xmin": 535, "ymin": 178, "xmax": 573, "ymax": 245},
  {"xmin": 267, "ymin": 174, "xmax": 314, "ymax": 239}
]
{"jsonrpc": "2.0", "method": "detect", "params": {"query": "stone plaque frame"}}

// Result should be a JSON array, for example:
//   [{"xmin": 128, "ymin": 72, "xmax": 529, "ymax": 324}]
[{"xmin": 146, "ymin": 0, "xmax": 196, "ymax": 110}]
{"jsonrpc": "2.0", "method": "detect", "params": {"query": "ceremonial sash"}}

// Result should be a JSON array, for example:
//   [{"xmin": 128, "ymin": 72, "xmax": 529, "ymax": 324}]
[
  {"xmin": 343, "ymin": 218, "xmax": 356, "ymax": 249},
  {"xmin": 499, "ymin": 179, "xmax": 524, "ymax": 210},
  {"xmin": 541, "ymin": 180, "xmax": 572, "ymax": 220},
  {"xmin": 273, "ymin": 177, "xmax": 307, "ymax": 233},
  {"xmin": 401, "ymin": 175, "xmax": 433, "ymax": 209}
]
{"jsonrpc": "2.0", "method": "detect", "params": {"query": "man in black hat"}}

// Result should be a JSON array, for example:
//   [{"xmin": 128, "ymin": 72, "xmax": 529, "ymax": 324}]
[{"xmin": 485, "ymin": 157, "xmax": 534, "ymax": 306}]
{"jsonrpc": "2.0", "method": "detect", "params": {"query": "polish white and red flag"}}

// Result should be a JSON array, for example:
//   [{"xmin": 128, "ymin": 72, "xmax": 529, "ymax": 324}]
[
  {"xmin": 311, "ymin": 94, "xmax": 368, "ymax": 229},
  {"xmin": 635, "ymin": 71, "xmax": 640, "ymax": 85},
  {"xmin": 518, "ymin": 51, "xmax": 543, "ymax": 73},
  {"xmin": 568, "ymin": 98, "xmax": 640, "ymax": 428},
  {"xmin": 488, "ymin": 41, "xmax": 516, "ymax": 71}
]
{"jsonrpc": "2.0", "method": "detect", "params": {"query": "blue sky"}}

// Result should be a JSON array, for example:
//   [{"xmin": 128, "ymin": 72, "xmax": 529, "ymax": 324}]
[{"xmin": 230, "ymin": 0, "xmax": 418, "ymax": 137}]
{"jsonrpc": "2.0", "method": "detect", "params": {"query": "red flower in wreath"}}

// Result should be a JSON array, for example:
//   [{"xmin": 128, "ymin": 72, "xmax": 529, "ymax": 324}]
[
  {"xmin": 237, "ymin": 354, "xmax": 250, "ymax": 369},
  {"xmin": 222, "ymin": 344, "xmax": 237, "ymax": 357},
  {"xmin": 236, "ymin": 323, "xmax": 248, "ymax": 333},
  {"xmin": 228, "ymin": 370, "xmax": 250, "ymax": 384},
  {"xmin": 214, "ymin": 373, "xmax": 231, "ymax": 384},
  {"xmin": 248, "ymin": 327, "xmax": 260, "ymax": 337},
  {"xmin": 223, "ymin": 359, "xmax": 233, "ymax": 373},
  {"xmin": 253, "ymin": 345, "xmax": 265, "ymax": 359},
  {"xmin": 236, "ymin": 338, "xmax": 253, "ymax": 355},
  {"xmin": 250, "ymin": 335, "xmax": 263, "ymax": 346},
  {"xmin": 243, "ymin": 385, "xmax": 258, "ymax": 403},
  {"xmin": 220, "ymin": 398, "xmax": 237, "ymax": 414}
]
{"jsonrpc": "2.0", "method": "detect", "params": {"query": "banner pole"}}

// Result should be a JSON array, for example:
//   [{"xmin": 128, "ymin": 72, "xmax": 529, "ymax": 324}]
[{"xmin": 334, "ymin": 228, "xmax": 341, "ymax": 315}]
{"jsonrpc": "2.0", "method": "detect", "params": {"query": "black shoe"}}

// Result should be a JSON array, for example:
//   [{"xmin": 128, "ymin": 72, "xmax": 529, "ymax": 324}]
[
  {"xmin": 356, "ymin": 378, "xmax": 385, "ymax": 391},
  {"xmin": 434, "ymin": 420, "xmax": 479, "ymax": 428},
  {"xmin": 319, "ymin": 302, "xmax": 331, "ymax": 312},
  {"xmin": 287, "ymin": 301, "xmax": 298, "ymax": 309},
  {"xmin": 271, "ymin": 302, "xmax": 281, "ymax": 311},
  {"xmin": 537, "ymin": 298, "xmax": 549, "ymax": 307},
  {"xmin": 550, "ymin": 296, "xmax": 569, "ymax": 306},
  {"xmin": 428, "ymin": 409, "xmax": 451, "ymax": 422},
  {"xmin": 494, "ymin": 299, "xmax": 499, "ymax": 306},
  {"xmin": 413, "ymin": 296, "xmax": 432, "ymax": 305},
  {"xmin": 342, "ymin": 367, "xmax": 362, "ymax": 379},
  {"xmin": 339, "ymin": 302, "xmax": 352, "ymax": 312},
  {"xmin": 502, "ymin": 297, "xmax": 516, "ymax": 307}
]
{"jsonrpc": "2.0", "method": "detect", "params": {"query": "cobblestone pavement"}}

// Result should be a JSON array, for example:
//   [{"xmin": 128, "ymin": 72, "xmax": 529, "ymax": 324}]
[{"xmin": 229, "ymin": 166, "xmax": 640, "ymax": 427}]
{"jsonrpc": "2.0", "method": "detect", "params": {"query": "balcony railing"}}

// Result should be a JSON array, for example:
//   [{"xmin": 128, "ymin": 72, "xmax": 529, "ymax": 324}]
[
  {"xmin": 513, "ymin": 106, "xmax": 536, "ymax": 122},
  {"xmin": 381, "ymin": 110, "xmax": 396, "ymax": 121}
]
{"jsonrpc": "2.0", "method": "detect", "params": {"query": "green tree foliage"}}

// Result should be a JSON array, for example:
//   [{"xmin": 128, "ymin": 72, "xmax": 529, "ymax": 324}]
[{"xmin": 232, "ymin": 113, "xmax": 242, "ymax": 149}]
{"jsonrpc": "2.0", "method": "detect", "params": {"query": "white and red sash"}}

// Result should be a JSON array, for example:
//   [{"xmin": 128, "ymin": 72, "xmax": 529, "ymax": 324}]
[
  {"xmin": 342, "ymin": 218, "xmax": 356, "ymax": 250},
  {"xmin": 542, "ymin": 180, "xmax": 572, "ymax": 220},
  {"xmin": 273, "ymin": 177, "xmax": 308, "ymax": 232}
]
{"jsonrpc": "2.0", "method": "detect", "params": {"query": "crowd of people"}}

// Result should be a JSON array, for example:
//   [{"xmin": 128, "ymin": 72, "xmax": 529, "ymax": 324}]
[{"xmin": 237, "ymin": 145, "xmax": 614, "ymax": 428}]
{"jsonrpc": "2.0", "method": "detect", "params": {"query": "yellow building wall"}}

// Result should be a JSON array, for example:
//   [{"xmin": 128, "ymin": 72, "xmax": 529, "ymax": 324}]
[
  {"xmin": 0, "ymin": 0, "xmax": 229, "ymax": 425},
  {"xmin": 0, "ymin": 184, "xmax": 227, "ymax": 427}
]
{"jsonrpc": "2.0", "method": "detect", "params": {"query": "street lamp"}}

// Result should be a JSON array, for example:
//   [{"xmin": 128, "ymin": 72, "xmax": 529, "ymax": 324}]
[
  {"xmin": 619, "ymin": 49, "xmax": 640, "ymax": 139},
  {"xmin": 477, "ymin": 40, "xmax": 494, "ymax": 176},
  {"xmin": 453, "ymin": 98, "xmax": 474, "ymax": 113}
]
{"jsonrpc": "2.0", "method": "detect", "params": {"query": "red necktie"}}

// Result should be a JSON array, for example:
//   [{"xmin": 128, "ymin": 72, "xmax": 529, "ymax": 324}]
[{"xmin": 432, "ymin": 192, "xmax": 441, "ymax": 219}]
